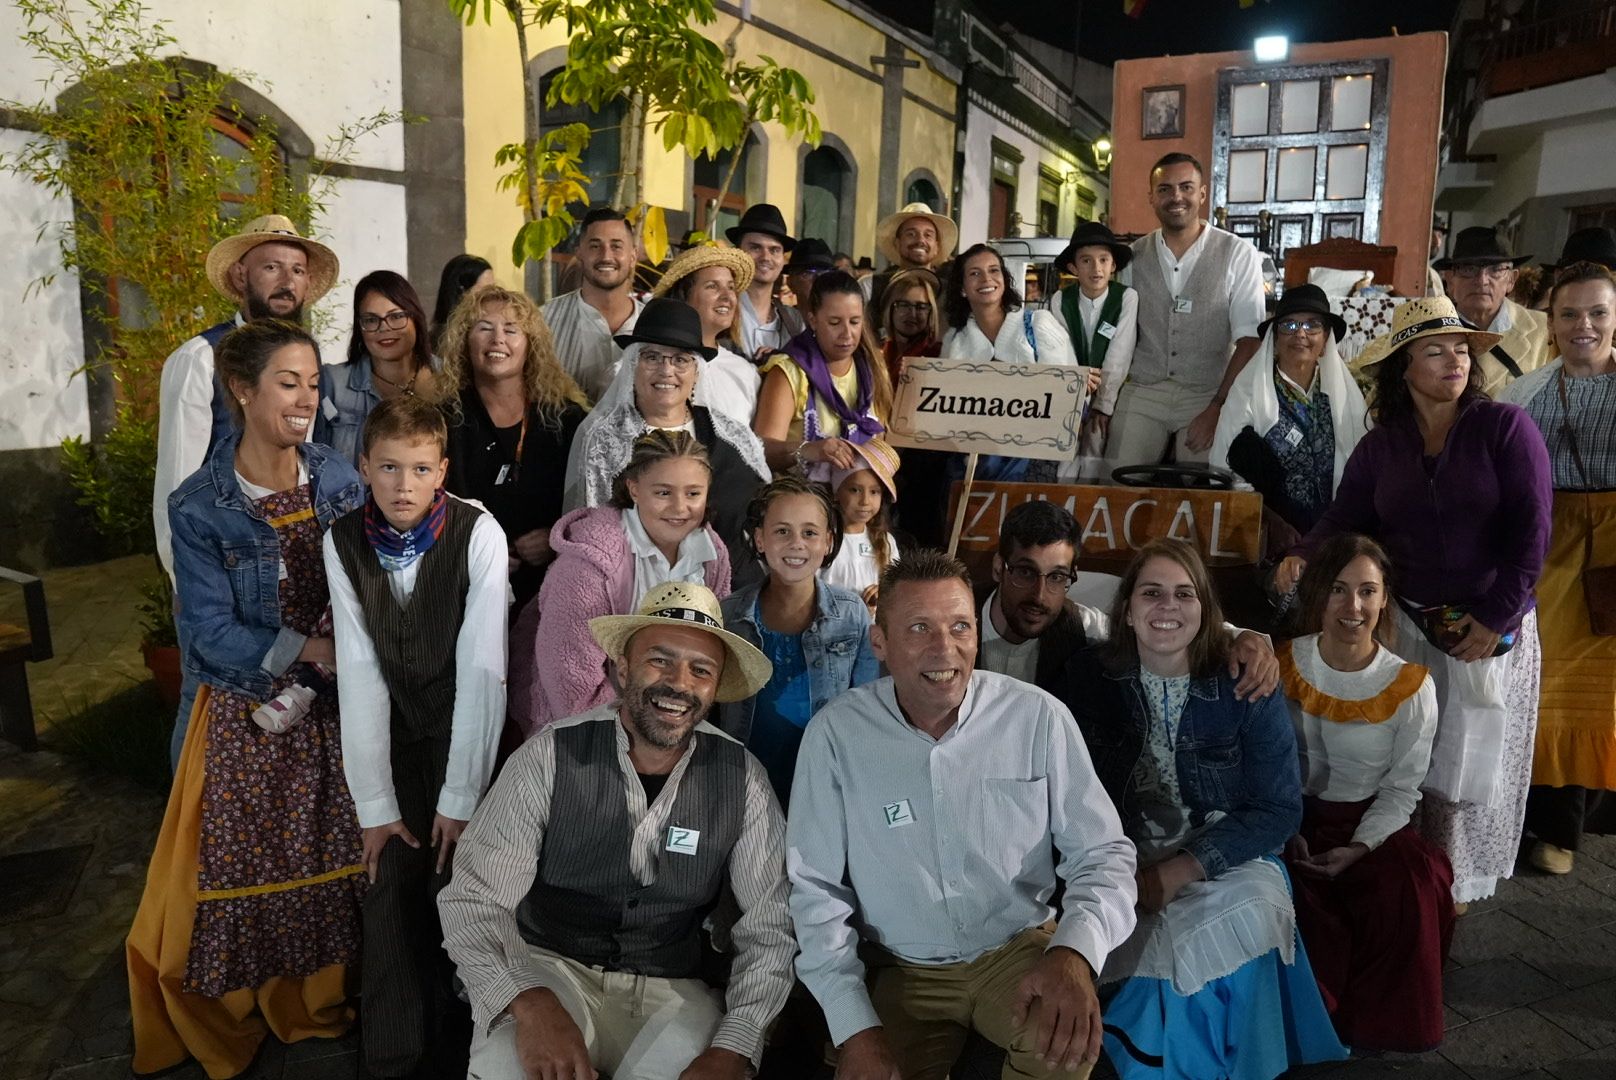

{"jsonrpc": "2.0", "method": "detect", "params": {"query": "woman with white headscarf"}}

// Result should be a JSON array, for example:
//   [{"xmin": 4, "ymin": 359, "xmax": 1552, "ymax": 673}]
[
  {"xmin": 563, "ymin": 298, "xmax": 770, "ymax": 580},
  {"xmin": 1212, "ymin": 284, "xmax": 1369, "ymax": 550}
]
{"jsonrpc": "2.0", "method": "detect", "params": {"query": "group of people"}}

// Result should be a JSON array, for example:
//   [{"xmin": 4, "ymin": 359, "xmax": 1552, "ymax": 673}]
[{"xmin": 122, "ymin": 147, "xmax": 1616, "ymax": 1080}]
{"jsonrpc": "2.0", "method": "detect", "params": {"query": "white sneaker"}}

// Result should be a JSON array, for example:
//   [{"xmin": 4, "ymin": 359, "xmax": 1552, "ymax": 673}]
[{"xmin": 251, "ymin": 683, "xmax": 317, "ymax": 734}]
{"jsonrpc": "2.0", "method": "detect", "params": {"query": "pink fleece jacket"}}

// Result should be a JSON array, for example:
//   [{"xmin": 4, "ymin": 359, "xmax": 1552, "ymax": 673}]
[{"xmin": 508, "ymin": 505, "xmax": 732, "ymax": 736}]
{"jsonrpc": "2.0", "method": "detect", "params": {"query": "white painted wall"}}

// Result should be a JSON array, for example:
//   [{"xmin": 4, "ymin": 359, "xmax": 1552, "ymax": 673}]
[
  {"xmin": 959, "ymin": 100, "xmax": 1086, "ymax": 248},
  {"xmin": 0, "ymin": 1, "xmax": 407, "ymax": 451}
]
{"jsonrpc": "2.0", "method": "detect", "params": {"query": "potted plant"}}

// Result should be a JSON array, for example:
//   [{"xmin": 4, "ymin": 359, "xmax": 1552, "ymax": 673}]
[{"xmin": 137, "ymin": 575, "xmax": 181, "ymax": 708}]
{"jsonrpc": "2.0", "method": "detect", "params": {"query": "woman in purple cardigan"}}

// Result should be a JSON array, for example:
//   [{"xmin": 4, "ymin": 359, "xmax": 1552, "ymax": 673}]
[{"xmin": 1277, "ymin": 296, "xmax": 1552, "ymax": 907}]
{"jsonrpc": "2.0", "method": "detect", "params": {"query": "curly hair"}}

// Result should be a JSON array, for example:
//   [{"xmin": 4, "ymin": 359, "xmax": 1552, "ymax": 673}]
[
  {"xmin": 431, "ymin": 283, "xmax": 590, "ymax": 428},
  {"xmin": 1291, "ymin": 533, "xmax": 1398, "ymax": 648},
  {"xmin": 609, "ymin": 429, "xmax": 713, "ymax": 510},
  {"xmin": 1102, "ymin": 538, "xmax": 1232, "ymax": 678}
]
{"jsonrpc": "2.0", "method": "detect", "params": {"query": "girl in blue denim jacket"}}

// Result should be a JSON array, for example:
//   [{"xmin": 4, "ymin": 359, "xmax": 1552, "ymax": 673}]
[
  {"xmin": 719, "ymin": 474, "xmax": 879, "ymax": 807},
  {"xmin": 1059, "ymin": 538, "xmax": 1347, "ymax": 1080}
]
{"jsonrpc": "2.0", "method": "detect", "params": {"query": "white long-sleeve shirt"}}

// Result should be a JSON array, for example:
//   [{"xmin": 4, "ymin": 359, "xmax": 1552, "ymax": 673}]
[
  {"xmin": 324, "ymin": 502, "xmax": 510, "ymax": 828},
  {"xmin": 1070, "ymin": 286, "xmax": 1140, "ymax": 416},
  {"xmin": 153, "ymin": 315, "xmax": 243, "ymax": 580},
  {"xmin": 1282, "ymin": 634, "xmax": 1438, "ymax": 851},
  {"xmin": 787, "ymin": 671, "xmax": 1138, "ymax": 1044}
]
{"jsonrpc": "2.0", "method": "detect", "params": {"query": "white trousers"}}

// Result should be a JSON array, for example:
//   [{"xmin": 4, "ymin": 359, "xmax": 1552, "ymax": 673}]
[
  {"xmin": 1105, "ymin": 380, "xmax": 1216, "ymax": 467},
  {"xmin": 467, "ymin": 947, "xmax": 723, "ymax": 1080}
]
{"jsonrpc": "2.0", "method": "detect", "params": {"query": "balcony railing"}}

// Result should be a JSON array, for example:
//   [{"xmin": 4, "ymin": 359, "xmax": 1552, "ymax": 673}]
[{"xmin": 1481, "ymin": 0, "xmax": 1616, "ymax": 96}]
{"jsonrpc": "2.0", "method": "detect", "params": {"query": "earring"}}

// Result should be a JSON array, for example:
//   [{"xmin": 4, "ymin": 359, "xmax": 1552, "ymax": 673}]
[{"xmin": 238, "ymin": 398, "xmax": 247, "ymax": 406}]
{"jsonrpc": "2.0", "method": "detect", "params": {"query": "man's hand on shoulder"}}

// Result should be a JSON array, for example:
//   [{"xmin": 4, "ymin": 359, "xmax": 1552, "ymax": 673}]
[
  {"xmin": 678, "ymin": 1047, "xmax": 752, "ymax": 1080},
  {"xmin": 835, "ymin": 1027, "xmax": 902, "ymax": 1080},
  {"xmin": 1229, "ymin": 630, "xmax": 1280, "ymax": 700}
]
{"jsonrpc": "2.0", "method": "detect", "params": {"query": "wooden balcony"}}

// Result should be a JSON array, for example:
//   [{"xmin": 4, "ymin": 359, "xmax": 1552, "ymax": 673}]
[{"xmin": 1483, "ymin": 1, "xmax": 1616, "ymax": 96}]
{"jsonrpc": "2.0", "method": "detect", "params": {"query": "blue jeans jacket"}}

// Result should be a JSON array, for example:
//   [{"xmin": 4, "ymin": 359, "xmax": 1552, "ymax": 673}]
[
  {"xmin": 314, "ymin": 357, "xmax": 380, "ymax": 470},
  {"xmin": 717, "ymin": 578, "xmax": 880, "ymax": 743},
  {"xmin": 1060, "ymin": 647, "xmax": 1302, "ymax": 879},
  {"xmin": 168, "ymin": 431, "xmax": 364, "ymax": 700}
]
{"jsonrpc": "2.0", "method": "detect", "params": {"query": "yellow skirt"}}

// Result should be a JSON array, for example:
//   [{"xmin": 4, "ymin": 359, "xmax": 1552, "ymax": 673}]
[
  {"xmin": 1531, "ymin": 490, "xmax": 1616, "ymax": 789},
  {"xmin": 125, "ymin": 689, "xmax": 353, "ymax": 1079}
]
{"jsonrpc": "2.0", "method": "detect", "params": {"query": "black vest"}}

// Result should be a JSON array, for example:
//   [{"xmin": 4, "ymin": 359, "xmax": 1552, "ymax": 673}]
[
  {"xmin": 517, "ymin": 718, "xmax": 745, "ymax": 977},
  {"xmin": 330, "ymin": 498, "xmax": 478, "ymax": 743}
]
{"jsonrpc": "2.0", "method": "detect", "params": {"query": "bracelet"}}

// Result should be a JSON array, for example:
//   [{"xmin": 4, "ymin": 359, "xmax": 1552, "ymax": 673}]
[{"xmin": 792, "ymin": 440, "xmax": 810, "ymax": 472}]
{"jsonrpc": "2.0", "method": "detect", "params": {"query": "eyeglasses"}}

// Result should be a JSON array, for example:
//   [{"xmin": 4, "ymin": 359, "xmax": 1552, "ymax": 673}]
[
  {"xmin": 1451, "ymin": 263, "xmax": 1515, "ymax": 280},
  {"xmin": 1276, "ymin": 318, "xmax": 1325, "ymax": 335},
  {"xmin": 1003, "ymin": 564, "xmax": 1077, "ymax": 592},
  {"xmin": 892, "ymin": 301, "xmax": 934, "ymax": 315},
  {"xmin": 637, "ymin": 349, "xmax": 696, "ymax": 373},
  {"xmin": 359, "ymin": 310, "xmax": 410, "ymax": 333}
]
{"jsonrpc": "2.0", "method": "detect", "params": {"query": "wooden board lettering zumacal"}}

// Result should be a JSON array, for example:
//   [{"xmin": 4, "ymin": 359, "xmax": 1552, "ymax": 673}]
[
  {"xmin": 885, "ymin": 359, "xmax": 1086, "ymax": 462},
  {"xmin": 949, "ymin": 482, "xmax": 1265, "ymax": 564}
]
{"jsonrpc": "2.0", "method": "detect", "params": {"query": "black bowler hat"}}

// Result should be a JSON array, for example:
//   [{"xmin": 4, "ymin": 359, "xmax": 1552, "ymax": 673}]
[
  {"xmin": 785, "ymin": 237, "xmax": 836, "ymax": 273},
  {"xmin": 614, "ymin": 298, "xmax": 718, "ymax": 360},
  {"xmin": 1433, "ymin": 226, "xmax": 1531, "ymax": 270},
  {"xmin": 1258, "ymin": 283, "xmax": 1347, "ymax": 342},
  {"xmin": 1056, "ymin": 220, "xmax": 1132, "ymax": 274},
  {"xmin": 1551, "ymin": 227, "xmax": 1616, "ymax": 271},
  {"xmin": 725, "ymin": 203, "xmax": 797, "ymax": 250}
]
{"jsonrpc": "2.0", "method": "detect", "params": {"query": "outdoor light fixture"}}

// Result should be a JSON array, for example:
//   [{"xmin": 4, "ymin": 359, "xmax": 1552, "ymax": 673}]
[
  {"xmin": 1092, "ymin": 137, "xmax": 1113, "ymax": 171},
  {"xmin": 1254, "ymin": 35, "xmax": 1289, "ymax": 62}
]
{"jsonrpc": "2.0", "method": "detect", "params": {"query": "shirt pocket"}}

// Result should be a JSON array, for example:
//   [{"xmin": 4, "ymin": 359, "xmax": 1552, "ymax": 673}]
[
  {"xmin": 978, "ymin": 777, "xmax": 1051, "ymax": 881},
  {"xmin": 1182, "ymin": 738, "xmax": 1244, "ymax": 808}
]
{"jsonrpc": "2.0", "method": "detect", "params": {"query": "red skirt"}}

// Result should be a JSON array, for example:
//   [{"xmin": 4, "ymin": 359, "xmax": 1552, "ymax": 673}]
[{"xmin": 1288, "ymin": 795, "xmax": 1456, "ymax": 1053}]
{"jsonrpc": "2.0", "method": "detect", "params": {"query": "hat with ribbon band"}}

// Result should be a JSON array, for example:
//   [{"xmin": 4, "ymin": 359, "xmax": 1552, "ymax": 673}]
[
  {"xmin": 1353, "ymin": 295, "xmax": 1503, "ymax": 371},
  {"xmin": 205, "ymin": 214, "xmax": 341, "ymax": 305},
  {"xmin": 590, "ymin": 581, "xmax": 773, "ymax": 703}
]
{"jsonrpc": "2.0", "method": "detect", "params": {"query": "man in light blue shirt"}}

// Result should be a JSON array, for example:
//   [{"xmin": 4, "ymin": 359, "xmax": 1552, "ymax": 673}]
[{"xmin": 787, "ymin": 550, "xmax": 1138, "ymax": 1079}]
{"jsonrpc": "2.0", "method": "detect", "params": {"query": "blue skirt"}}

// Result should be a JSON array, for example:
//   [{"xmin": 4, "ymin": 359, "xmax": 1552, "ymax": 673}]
[{"xmin": 1101, "ymin": 870, "xmax": 1349, "ymax": 1080}]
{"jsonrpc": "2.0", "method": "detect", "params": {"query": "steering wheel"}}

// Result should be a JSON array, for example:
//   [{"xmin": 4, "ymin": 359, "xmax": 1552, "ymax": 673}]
[{"xmin": 1110, "ymin": 463, "xmax": 1236, "ymax": 491}]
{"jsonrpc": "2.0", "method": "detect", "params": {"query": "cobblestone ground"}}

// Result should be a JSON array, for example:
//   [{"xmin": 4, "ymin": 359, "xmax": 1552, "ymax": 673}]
[{"xmin": 5, "ymin": 558, "xmax": 1616, "ymax": 1079}]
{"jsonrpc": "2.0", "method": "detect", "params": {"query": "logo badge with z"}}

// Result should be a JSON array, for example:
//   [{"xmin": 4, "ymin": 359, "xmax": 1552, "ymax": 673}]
[
  {"xmin": 883, "ymin": 799, "xmax": 916, "ymax": 828},
  {"xmin": 665, "ymin": 826, "xmax": 701, "ymax": 855}
]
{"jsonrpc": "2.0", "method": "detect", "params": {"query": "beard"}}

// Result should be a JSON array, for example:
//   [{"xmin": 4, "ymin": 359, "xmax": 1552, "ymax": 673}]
[
  {"xmin": 1004, "ymin": 598, "xmax": 1055, "ymax": 640},
  {"xmin": 621, "ymin": 674, "xmax": 708, "ymax": 750},
  {"xmin": 243, "ymin": 283, "xmax": 305, "ymax": 323}
]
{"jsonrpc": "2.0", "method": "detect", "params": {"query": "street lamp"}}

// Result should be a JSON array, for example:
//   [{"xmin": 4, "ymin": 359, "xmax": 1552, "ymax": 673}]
[
  {"xmin": 1254, "ymin": 35, "xmax": 1289, "ymax": 62},
  {"xmin": 1092, "ymin": 137, "xmax": 1113, "ymax": 171}
]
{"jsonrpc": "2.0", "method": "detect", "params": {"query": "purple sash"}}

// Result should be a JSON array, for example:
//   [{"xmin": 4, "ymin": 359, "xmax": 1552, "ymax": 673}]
[{"xmin": 782, "ymin": 330, "xmax": 885, "ymax": 445}]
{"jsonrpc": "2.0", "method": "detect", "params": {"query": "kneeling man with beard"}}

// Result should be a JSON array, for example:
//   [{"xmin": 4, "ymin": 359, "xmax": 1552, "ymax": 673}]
[{"xmin": 439, "ymin": 581, "xmax": 794, "ymax": 1080}]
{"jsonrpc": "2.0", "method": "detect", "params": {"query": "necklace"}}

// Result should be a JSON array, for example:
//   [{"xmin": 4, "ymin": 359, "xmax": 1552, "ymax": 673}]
[{"xmin": 373, "ymin": 367, "xmax": 418, "ymax": 397}]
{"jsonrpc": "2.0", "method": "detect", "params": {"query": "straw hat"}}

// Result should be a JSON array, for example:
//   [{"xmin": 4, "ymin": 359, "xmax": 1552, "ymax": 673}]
[
  {"xmin": 828, "ymin": 437, "xmax": 900, "ymax": 501},
  {"xmin": 876, "ymin": 202, "xmax": 958, "ymax": 266},
  {"xmin": 653, "ymin": 244, "xmax": 755, "ymax": 298},
  {"xmin": 1353, "ymin": 295, "xmax": 1503, "ymax": 371},
  {"xmin": 204, "ymin": 214, "xmax": 340, "ymax": 305},
  {"xmin": 590, "ymin": 581, "xmax": 773, "ymax": 703}
]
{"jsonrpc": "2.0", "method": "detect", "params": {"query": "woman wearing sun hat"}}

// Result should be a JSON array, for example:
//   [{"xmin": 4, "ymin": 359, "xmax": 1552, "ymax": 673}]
[
  {"xmin": 1277, "ymin": 295, "xmax": 1553, "ymax": 906},
  {"xmin": 653, "ymin": 244, "xmax": 761, "ymax": 424}
]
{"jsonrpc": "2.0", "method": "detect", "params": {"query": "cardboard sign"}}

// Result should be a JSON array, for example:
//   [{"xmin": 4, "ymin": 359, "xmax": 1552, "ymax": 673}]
[
  {"xmin": 885, "ymin": 360, "xmax": 1086, "ymax": 462},
  {"xmin": 950, "ymin": 482, "xmax": 1265, "ymax": 564}
]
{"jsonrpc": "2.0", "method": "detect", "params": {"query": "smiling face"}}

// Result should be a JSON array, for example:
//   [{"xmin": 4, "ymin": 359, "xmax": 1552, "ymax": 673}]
[
  {"xmin": 1125, "ymin": 555, "xmax": 1203, "ymax": 673},
  {"xmin": 358, "ymin": 289, "xmax": 418, "ymax": 365},
  {"xmin": 897, "ymin": 218, "xmax": 940, "ymax": 268},
  {"xmin": 754, "ymin": 491, "xmax": 833, "ymax": 583},
  {"xmin": 234, "ymin": 241, "xmax": 310, "ymax": 321},
  {"xmin": 627, "ymin": 457, "xmax": 710, "ymax": 553},
  {"xmin": 1069, "ymin": 247, "xmax": 1115, "ymax": 297},
  {"xmin": 806, "ymin": 291, "xmax": 865, "ymax": 364},
  {"xmin": 235, "ymin": 341, "xmax": 320, "ymax": 450},
  {"xmin": 1403, "ymin": 333, "xmax": 1473, "ymax": 405},
  {"xmin": 1322, "ymin": 554, "xmax": 1387, "ymax": 653},
  {"xmin": 1552, "ymin": 278, "xmax": 1616, "ymax": 366},
  {"xmin": 1275, "ymin": 314, "xmax": 1327, "ymax": 369},
  {"xmin": 1148, "ymin": 161, "xmax": 1206, "ymax": 233},
  {"xmin": 961, "ymin": 250, "xmax": 1006, "ymax": 313},
  {"xmin": 994, "ymin": 539, "xmax": 1077, "ymax": 642},
  {"xmin": 684, "ymin": 265, "xmax": 738, "ymax": 343},
  {"xmin": 579, "ymin": 218, "xmax": 635, "ymax": 291},
  {"xmin": 633, "ymin": 346, "xmax": 698, "ymax": 419},
  {"xmin": 360, "ymin": 434, "xmax": 448, "ymax": 532},
  {"xmin": 618, "ymin": 624, "xmax": 725, "ymax": 749},
  {"xmin": 468, "ymin": 303, "xmax": 528, "ymax": 386},
  {"xmin": 740, "ymin": 233, "xmax": 786, "ymax": 286},
  {"xmin": 872, "ymin": 577, "xmax": 977, "ymax": 724}
]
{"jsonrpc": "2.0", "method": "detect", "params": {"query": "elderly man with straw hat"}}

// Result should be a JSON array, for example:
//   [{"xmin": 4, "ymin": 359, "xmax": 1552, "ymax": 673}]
[
  {"xmin": 440, "ymin": 580, "xmax": 792, "ymax": 1080},
  {"xmin": 866, "ymin": 201, "xmax": 959, "ymax": 303},
  {"xmin": 152, "ymin": 213, "xmax": 339, "ymax": 764},
  {"xmin": 653, "ymin": 243, "xmax": 760, "ymax": 423}
]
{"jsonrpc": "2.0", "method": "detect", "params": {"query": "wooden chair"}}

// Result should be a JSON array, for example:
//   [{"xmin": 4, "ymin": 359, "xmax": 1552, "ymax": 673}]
[
  {"xmin": 0, "ymin": 566, "xmax": 53, "ymax": 751},
  {"xmin": 1282, "ymin": 237, "xmax": 1399, "ymax": 291}
]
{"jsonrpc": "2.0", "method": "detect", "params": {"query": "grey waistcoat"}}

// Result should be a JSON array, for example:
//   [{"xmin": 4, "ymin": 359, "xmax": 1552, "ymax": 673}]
[{"xmin": 1129, "ymin": 227, "xmax": 1244, "ymax": 393}]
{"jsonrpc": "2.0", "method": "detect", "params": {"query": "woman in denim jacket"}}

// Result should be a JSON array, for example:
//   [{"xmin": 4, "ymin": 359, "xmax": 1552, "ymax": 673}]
[
  {"xmin": 129, "ymin": 320, "xmax": 368, "ymax": 1079},
  {"xmin": 719, "ymin": 475, "xmax": 879, "ymax": 808},
  {"xmin": 1058, "ymin": 538, "xmax": 1346, "ymax": 1080}
]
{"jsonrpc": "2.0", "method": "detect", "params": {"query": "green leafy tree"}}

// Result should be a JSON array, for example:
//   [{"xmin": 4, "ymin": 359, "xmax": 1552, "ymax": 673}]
[{"xmin": 450, "ymin": 0, "xmax": 820, "ymax": 296}]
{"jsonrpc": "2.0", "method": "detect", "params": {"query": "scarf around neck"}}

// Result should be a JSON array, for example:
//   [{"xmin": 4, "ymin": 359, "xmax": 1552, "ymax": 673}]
[
  {"xmin": 783, "ymin": 329, "xmax": 885, "ymax": 444},
  {"xmin": 364, "ymin": 488, "xmax": 448, "ymax": 572}
]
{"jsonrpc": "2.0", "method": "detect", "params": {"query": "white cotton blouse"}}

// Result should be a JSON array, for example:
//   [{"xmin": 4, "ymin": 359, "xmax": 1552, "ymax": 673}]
[{"xmin": 1281, "ymin": 633, "xmax": 1439, "ymax": 851}]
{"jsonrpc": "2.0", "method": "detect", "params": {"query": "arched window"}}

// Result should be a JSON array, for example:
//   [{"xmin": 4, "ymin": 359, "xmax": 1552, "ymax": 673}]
[
  {"xmin": 905, "ymin": 177, "xmax": 943, "ymax": 212},
  {"xmin": 801, "ymin": 146, "xmax": 849, "ymax": 247},
  {"xmin": 209, "ymin": 115, "xmax": 277, "ymax": 220},
  {"xmin": 537, "ymin": 70, "xmax": 625, "ymax": 209}
]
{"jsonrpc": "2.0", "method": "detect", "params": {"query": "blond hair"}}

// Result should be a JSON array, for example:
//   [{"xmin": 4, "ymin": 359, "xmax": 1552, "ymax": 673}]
[{"xmin": 433, "ymin": 283, "xmax": 590, "ymax": 428}]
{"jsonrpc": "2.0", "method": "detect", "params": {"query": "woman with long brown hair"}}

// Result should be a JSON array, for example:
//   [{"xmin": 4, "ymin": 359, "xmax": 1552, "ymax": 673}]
[{"xmin": 317, "ymin": 270, "xmax": 438, "ymax": 468}]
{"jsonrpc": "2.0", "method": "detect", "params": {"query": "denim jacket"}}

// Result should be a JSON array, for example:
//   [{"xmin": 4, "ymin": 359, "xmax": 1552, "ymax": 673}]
[
  {"xmin": 1059, "ymin": 646, "xmax": 1302, "ymax": 879},
  {"xmin": 314, "ymin": 357, "xmax": 380, "ymax": 470},
  {"xmin": 717, "ymin": 578, "xmax": 880, "ymax": 743},
  {"xmin": 168, "ymin": 431, "xmax": 364, "ymax": 700}
]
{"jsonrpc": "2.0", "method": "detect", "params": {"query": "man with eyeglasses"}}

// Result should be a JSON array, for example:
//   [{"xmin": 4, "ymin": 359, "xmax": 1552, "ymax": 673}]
[
  {"xmin": 543, "ymin": 206, "xmax": 644, "ymax": 401},
  {"xmin": 976, "ymin": 501, "xmax": 1280, "ymax": 698},
  {"xmin": 1436, "ymin": 226, "xmax": 1550, "ymax": 395}
]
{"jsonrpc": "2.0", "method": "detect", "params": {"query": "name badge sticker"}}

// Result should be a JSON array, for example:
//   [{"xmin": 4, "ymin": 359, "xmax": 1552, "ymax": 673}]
[
  {"xmin": 1173, "ymin": 297, "xmax": 1194, "ymax": 315},
  {"xmin": 882, "ymin": 799, "xmax": 916, "ymax": 828},
  {"xmin": 495, "ymin": 464, "xmax": 512, "ymax": 486},
  {"xmin": 320, "ymin": 397, "xmax": 339, "ymax": 421},
  {"xmin": 665, "ymin": 826, "xmax": 701, "ymax": 855},
  {"xmin": 1097, "ymin": 322, "xmax": 1118, "ymax": 340},
  {"xmin": 1284, "ymin": 427, "xmax": 1304, "ymax": 448}
]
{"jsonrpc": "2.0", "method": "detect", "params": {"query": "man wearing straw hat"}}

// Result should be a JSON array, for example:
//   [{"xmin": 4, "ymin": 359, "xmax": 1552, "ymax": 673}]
[
  {"xmin": 1436, "ymin": 226, "xmax": 1551, "ymax": 396},
  {"xmin": 866, "ymin": 201, "xmax": 959, "ymax": 303},
  {"xmin": 440, "ymin": 581, "xmax": 793, "ymax": 1080},
  {"xmin": 152, "ymin": 213, "xmax": 339, "ymax": 765}
]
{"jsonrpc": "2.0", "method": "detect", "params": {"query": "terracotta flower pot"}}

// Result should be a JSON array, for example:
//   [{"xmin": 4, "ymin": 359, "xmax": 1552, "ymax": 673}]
[{"xmin": 142, "ymin": 640, "xmax": 182, "ymax": 709}]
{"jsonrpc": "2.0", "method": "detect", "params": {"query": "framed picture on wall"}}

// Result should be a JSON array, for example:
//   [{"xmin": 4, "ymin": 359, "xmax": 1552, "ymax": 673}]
[{"xmin": 1142, "ymin": 85, "xmax": 1185, "ymax": 140}]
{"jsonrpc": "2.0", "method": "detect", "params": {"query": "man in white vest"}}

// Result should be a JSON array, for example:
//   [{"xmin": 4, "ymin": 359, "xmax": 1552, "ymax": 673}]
[{"xmin": 1109, "ymin": 153, "xmax": 1266, "ymax": 467}]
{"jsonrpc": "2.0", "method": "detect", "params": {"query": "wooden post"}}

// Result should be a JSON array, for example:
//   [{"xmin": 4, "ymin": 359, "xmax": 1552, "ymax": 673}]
[{"xmin": 946, "ymin": 451, "xmax": 980, "ymax": 558}]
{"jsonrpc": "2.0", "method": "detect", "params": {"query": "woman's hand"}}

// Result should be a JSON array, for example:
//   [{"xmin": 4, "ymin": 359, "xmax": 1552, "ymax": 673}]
[
  {"xmin": 1292, "ymin": 842, "xmax": 1370, "ymax": 879},
  {"xmin": 804, "ymin": 437, "xmax": 858, "ymax": 470},
  {"xmin": 1136, "ymin": 852, "xmax": 1204, "ymax": 913},
  {"xmin": 512, "ymin": 527, "xmax": 553, "ymax": 566},
  {"xmin": 1448, "ymin": 614, "xmax": 1503, "ymax": 663},
  {"xmin": 1274, "ymin": 555, "xmax": 1307, "ymax": 594},
  {"xmin": 298, "ymin": 636, "xmax": 336, "ymax": 668},
  {"xmin": 1284, "ymin": 834, "xmax": 1312, "ymax": 863}
]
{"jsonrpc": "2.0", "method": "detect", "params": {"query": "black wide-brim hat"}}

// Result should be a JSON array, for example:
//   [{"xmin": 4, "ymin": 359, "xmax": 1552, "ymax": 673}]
[
  {"xmin": 725, "ymin": 203, "xmax": 797, "ymax": 250},
  {"xmin": 1056, "ymin": 220, "xmax": 1132, "ymax": 274},
  {"xmin": 785, "ymin": 237, "xmax": 836, "ymax": 273},
  {"xmin": 1257, "ymin": 283, "xmax": 1348, "ymax": 342},
  {"xmin": 1551, "ymin": 227, "xmax": 1616, "ymax": 271},
  {"xmin": 1432, "ymin": 226, "xmax": 1531, "ymax": 270},
  {"xmin": 614, "ymin": 297, "xmax": 718, "ymax": 360}
]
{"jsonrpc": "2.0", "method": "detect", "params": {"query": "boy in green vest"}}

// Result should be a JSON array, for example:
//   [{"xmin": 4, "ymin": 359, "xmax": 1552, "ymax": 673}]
[
  {"xmin": 324, "ymin": 395, "xmax": 510, "ymax": 1077},
  {"xmin": 1055, "ymin": 221, "xmax": 1139, "ymax": 472}
]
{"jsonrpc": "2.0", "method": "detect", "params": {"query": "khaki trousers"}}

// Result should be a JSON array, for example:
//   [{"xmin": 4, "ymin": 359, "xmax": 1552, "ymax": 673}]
[
  {"xmin": 865, "ymin": 926, "xmax": 1094, "ymax": 1080},
  {"xmin": 466, "ymin": 947, "xmax": 722, "ymax": 1080},
  {"xmin": 1104, "ymin": 381, "xmax": 1215, "ymax": 467}
]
